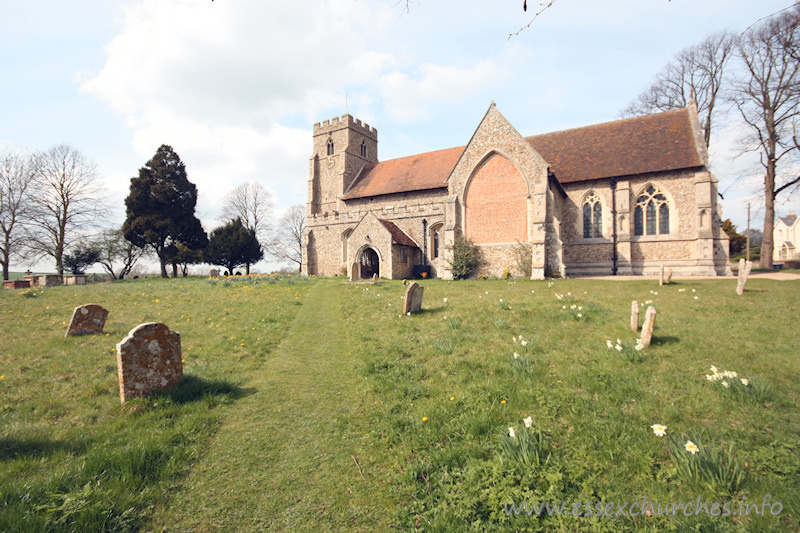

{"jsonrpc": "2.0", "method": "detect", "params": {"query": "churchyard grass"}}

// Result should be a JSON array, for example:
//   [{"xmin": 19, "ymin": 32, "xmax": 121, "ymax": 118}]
[{"xmin": 1, "ymin": 275, "xmax": 798, "ymax": 531}]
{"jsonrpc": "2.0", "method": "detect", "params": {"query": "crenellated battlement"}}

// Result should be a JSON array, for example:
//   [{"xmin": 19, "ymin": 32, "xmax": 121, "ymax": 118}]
[{"xmin": 313, "ymin": 114, "xmax": 378, "ymax": 139}]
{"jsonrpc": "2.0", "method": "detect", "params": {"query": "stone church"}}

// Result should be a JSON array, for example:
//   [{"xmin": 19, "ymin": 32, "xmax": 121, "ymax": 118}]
[{"xmin": 302, "ymin": 103, "xmax": 731, "ymax": 279}]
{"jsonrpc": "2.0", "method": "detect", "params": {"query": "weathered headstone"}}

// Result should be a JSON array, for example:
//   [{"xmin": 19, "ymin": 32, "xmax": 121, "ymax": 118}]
[
  {"xmin": 403, "ymin": 282, "xmax": 424, "ymax": 314},
  {"xmin": 659, "ymin": 264, "xmax": 665, "ymax": 286},
  {"xmin": 209, "ymin": 268, "xmax": 220, "ymax": 277},
  {"xmin": 372, "ymin": 273, "xmax": 378, "ymax": 282},
  {"xmin": 639, "ymin": 306, "xmax": 657, "ymax": 347},
  {"xmin": 65, "ymin": 304, "xmax": 109, "ymax": 337},
  {"xmin": 736, "ymin": 258, "xmax": 753, "ymax": 296},
  {"xmin": 631, "ymin": 300, "xmax": 639, "ymax": 332},
  {"xmin": 665, "ymin": 268, "xmax": 673, "ymax": 284},
  {"xmin": 350, "ymin": 262, "xmax": 360, "ymax": 282},
  {"xmin": 116, "ymin": 322, "xmax": 182, "ymax": 404}
]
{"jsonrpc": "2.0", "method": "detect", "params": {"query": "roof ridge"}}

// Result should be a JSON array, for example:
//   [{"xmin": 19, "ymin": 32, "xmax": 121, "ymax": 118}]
[{"xmin": 526, "ymin": 107, "xmax": 689, "ymax": 139}]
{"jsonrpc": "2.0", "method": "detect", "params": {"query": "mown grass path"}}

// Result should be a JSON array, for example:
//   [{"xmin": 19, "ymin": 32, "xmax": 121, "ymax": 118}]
[{"xmin": 152, "ymin": 279, "xmax": 392, "ymax": 531}]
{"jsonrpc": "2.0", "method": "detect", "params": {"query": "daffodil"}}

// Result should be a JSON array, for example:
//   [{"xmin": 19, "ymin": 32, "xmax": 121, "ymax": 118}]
[
  {"xmin": 650, "ymin": 424, "xmax": 667, "ymax": 437},
  {"xmin": 513, "ymin": 352, "xmax": 520, "ymax": 359},
  {"xmin": 606, "ymin": 339, "xmax": 613, "ymax": 349},
  {"xmin": 508, "ymin": 427, "xmax": 516, "ymax": 438},
  {"xmin": 523, "ymin": 416, "xmax": 533, "ymax": 428},
  {"xmin": 741, "ymin": 378, "xmax": 749, "ymax": 386},
  {"xmin": 721, "ymin": 381, "xmax": 730, "ymax": 388},
  {"xmin": 685, "ymin": 440, "xmax": 699, "ymax": 454}
]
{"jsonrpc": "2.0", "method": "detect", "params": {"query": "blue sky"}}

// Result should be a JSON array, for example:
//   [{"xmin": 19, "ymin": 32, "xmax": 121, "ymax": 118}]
[{"xmin": 2, "ymin": 0, "xmax": 797, "ymax": 271}]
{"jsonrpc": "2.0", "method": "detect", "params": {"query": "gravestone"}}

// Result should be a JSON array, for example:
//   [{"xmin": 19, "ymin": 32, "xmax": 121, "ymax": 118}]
[
  {"xmin": 736, "ymin": 258, "xmax": 753, "ymax": 296},
  {"xmin": 403, "ymin": 282, "xmax": 424, "ymax": 314},
  {"xmin": 116, "ymin": 322, "xmax": 182, "ymax": 404},
  {"xmin": 639, "ymin": 306, "xmax": 657, "ymax": 347},
  {"xmin": 210, "ymin": 268, "xmax": 220, "ymax": 277},
  {"xmin": 665, "ymin": 268, "xmax": 674, "ymax": 284},
  {"xmin": 631, "ymin": 301, "xmax": 639, "ymax": 332},
  {"xmin": 350, "ymin": 262, "xmax": 360, "ymax": 282},
  {"xmin": 65, "ymin": 304, "xmax": 109, "ymax": 337},
  {"xmin": 372, "ymin": 273, "xmax": 378, "ymax": 282},
  {"xmin": 659, "ymin": 264, "xmax": 665, "ymax": 286}
]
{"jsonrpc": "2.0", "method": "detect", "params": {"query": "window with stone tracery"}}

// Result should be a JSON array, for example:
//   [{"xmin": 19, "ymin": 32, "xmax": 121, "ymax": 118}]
[
  {"xmin": 634, "ymin": 185, "xmax": 670, "ymax": 236},
  {"xmin": 582, "ymin": 192, "xmax": 602, "ymax": 238}
]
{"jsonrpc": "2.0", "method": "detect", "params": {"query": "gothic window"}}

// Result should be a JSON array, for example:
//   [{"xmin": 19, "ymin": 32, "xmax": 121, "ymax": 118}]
[
  {"xmin": 582, "ymin": 192, "xmax": 602, "ymax": 238},
  {"xmin": 360, "ymin": 140, "xmax": 367, "ymax": 157},
  {"xmin": 326, "ymin": 138, "xmax": 334, "ymax": 156},
  {"xmin": 634, "ymin": 185, "xmax": 670, "ymax": 236},
  {"xmin": 431, "ymin": 223, "xmax": 443, "ymax": 259}
]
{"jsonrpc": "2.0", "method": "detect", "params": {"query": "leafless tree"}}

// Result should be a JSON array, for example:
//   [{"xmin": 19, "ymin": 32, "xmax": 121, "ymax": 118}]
[
  {"xmin": 94, "ymin": 228, "xmax": 147, "ymax": 279},
  {"xmin": 621, "ymin": 31, "xmax": 736, "ymax": 147},
  {"xmin": 268, "ymin": 204, "xmax": 305, "ymax": 271},
  {"xmin": 28, "ymin": 145, "xmax": 107, "ymax": 275},
  {"xmin": 729, "ymin": 6, "xmax": 800, "ymax": 268},
  {"xmin": 220, "ymin": 181, "xmax": 274, "ymax": 274},
  {"xmin": 0, "ymin": 151, "xmax": 37, "ymax": 280}
]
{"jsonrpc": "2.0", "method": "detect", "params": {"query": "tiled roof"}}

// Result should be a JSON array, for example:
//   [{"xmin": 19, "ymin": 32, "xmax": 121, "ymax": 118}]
[
  {"xmin": 527, "ymin": 108, "xmax": 703, "ymax": 183},
  {"xmin": 342, "ymin": 108, "xmax": 704, "ymax": 199},
  {"xmin": 779, "ymin": 215, "xmax": 797, "ymax": 226},
  {"xmin": 379, "ymin": 219, "xmax": 419, "ymax": 247},
  {"xmin": 343, "ymin": 145, "xmax": 462, "ymax": 199}
]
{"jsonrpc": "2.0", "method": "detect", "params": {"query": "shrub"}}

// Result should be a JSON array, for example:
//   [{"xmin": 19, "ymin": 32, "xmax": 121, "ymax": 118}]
[{"xmin": 448, "ymin": 237, "xmax": 482, "ymax": 280}]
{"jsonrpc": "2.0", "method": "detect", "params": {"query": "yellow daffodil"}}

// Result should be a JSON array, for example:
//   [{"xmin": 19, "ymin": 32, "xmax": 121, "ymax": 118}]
[{"xmin": 685, "ymin": 440, "xmax": 699, "ymax": 454}]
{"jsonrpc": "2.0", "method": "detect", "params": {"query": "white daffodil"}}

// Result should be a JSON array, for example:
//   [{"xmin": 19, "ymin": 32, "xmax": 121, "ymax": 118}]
[
  {"xmin": 523, "ymin": 416, "xmax": 533, "ymax": 428},
  {"xmin": 685, "ymin": 440, "xmax": 699, "ymax": 454},
  {"xmin": 650, "ymin": 424, "xmax": 667, "ymax": 437},
  {"xmin": 508, "ymin": 427, "xmax": 516, "ymax": 438}
]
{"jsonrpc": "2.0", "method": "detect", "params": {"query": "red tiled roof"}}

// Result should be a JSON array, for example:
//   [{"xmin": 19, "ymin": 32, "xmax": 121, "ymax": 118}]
[
  {"xmin": 343, "ymin": 146, "xmax": 462, "ymax": 199},
  {"xmin": 527, "ymin": 108, "xmax": 703, "ymax": 183},
  {"xmin": 342, "ymin": 108, "xmax": 703, "ymax": 199},
  {"xmin": 379, "ymin": 219, "xmax": 418, "ymax": 247}
]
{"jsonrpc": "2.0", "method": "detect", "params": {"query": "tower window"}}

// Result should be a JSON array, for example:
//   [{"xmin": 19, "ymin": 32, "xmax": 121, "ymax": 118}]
[
  {"xmin": 634, "ymin": 185, "xmax": 670, "ymax": 236},
  {"xmin": 360, "ymin": 140, "xmax": 367, "ymax": 157},
  {"xmin": 582, "ymin": 192, "xmax": 602, "ymax": 238},
  {"xmin": 326, "ymin": 138, "xmax": 334, "ymax": 156}
]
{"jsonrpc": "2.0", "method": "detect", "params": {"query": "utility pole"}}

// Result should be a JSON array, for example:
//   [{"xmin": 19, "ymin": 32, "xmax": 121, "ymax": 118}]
[{"xmin": 746, "ymin": 203, "xmax": 751, "ymax": 262}]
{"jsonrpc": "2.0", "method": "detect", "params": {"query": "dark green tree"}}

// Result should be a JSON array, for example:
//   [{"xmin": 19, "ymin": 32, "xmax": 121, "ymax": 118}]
[
  {"xmin": 722, "ymin": 219, "xmax": 747, "ymax": 257},
  {"xmin": 165, "ymin": 242, "xmax": 205, "ymax": 277},
  {"xmin": 204, "ymin": 218, "xmax": 263, "ymax": 274},
  {"xmin": 62, "ymin": 244, "xmax": 101, "ymax": 275},
  {"xmin": 122, "ymin": 145, "xmax": 207, "ymax": 278},
  {"xmin": 448, "ymin": 236, "xmax": 482, "ymax": 280}
]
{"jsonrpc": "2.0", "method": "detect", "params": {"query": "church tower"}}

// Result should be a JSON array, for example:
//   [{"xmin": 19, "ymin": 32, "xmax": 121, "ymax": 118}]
[{"xmin": 308, "ymin": 115, "xmax": 378, "ymax": 215}]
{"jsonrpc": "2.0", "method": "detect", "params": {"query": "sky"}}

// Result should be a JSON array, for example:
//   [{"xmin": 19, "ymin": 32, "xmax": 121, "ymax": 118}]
[{"xmin": 2, "ymin": 0, "xmax": 798, "ymax": 273}]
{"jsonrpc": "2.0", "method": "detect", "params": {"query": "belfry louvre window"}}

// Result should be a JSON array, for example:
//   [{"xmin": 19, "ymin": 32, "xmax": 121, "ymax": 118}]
[
  {"xmin": 326, "ymin": 138, "xmax": 334, "ymax": 156},
  {"xmin": 360, "ymin": 140, "xmax": 367, "ymax": 157},
  {"xmin": 582, "ymin": 192, "xmax": 602, "ymax": 238},
  {"xmin": 634, "ymin": 185, "xmax": 670, "ymax": 236}
]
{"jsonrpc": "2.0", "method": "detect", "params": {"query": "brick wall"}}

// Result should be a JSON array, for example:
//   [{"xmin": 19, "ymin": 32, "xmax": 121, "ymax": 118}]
[{"xmin": 464, "ymin": 154, "xmax": 527, "ymax": 244}]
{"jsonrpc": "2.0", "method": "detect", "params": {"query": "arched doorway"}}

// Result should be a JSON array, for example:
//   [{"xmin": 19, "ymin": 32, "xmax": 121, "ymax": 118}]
[{"xmin": 360, "ymin": 247, "xmax": 380, "ymax": 278}]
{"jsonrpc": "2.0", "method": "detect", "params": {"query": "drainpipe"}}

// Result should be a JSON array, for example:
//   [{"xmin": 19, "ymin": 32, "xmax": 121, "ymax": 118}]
[
  {"xmin": 611, "ymin": 178, "xmax": 618, "ymax": 275},
  {"xmin": 422, "ymin": 218, "xmax": 428, "ymax": 265}
]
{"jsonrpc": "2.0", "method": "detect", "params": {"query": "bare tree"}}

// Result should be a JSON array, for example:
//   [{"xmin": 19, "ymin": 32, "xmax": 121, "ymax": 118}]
[
  {"xmin": 621, "ymin": 31, "xmax": 736, "ymax": 147},
  {"xmin": 730, "ymin": 6, "xmax": 800, "ymax": 268},
  {"xmin": 28, "ymin": 145, "xmax": 107, "ymax": 275},
  {"xmin": 220, "ymin": 182, "xmax": 273, "ymax": 274},
  {"xmin": 94, "ymin": 228, "xmax": 147, "ymax": 279},
  {"xmin": 268, "ymin": 204, "xmax": 305, "ymax": 271},
  {"xmin": 0, "ymin": 151, "xmax": 37, "ymax": 280}
]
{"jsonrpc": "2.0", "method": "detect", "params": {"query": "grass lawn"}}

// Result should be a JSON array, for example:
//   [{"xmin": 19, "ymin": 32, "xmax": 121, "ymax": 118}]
[{"xmin": 1, "ymin": 275, "xmax": 798, "ymax": 531}]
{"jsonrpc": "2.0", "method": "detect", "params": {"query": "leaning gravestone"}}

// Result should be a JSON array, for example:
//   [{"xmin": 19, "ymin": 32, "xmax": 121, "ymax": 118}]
[
  {"xmin": 639, "ymin": 306, "xmax": 657, "ymax": 347},
  {"xmin": 372, "ymin": 273, "xmax": 378, "ymax": 282},
  {"xmin": 631, "ymin": 301, "xmax": 639, "ymax": 332},
  {"xmin": 665, "ymin": 268, "xmax": 674, "ymax": 284},
  {"xmin": 65, "ymin": 304, "xmax": 109, "ymax": 337},
  {"xmin": 403, "ymin": 282, "xmax": 424, "ymax": 314},
  {"xmin": 116, "ymin": 322, "xmax": 182, "ymax": 404},
  {"xmin": 736, "ymin": 258, "xmax": 753, "ymax": 296},
  {"xmin": 350, "ymin": 262, "xmax": 360, "ymax": 282}
]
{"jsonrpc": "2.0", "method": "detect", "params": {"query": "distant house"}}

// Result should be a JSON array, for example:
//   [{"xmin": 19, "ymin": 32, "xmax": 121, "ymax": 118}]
[{"xmin": 774, "ymin": 212, "xmax": 799, "ymax": 262}]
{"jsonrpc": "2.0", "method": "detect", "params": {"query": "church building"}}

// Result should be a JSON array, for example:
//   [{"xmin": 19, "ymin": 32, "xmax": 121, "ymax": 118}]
[{"xmin": 302, "ymin": 103, "xmax": 731, "ymax": 279}]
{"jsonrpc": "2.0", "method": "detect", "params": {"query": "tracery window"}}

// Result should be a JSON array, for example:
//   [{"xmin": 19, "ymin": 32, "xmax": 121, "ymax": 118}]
[
  {"xmin": 431, "ymin": 223, "xmax": 443, "ymax": 259},
  {"xmin": 634, "ymin": 185, "xmax": 670, "ymax": 236},
  {"xmin": 582, "ymin": 192, "xmax": 602, "ymax": 238}
]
